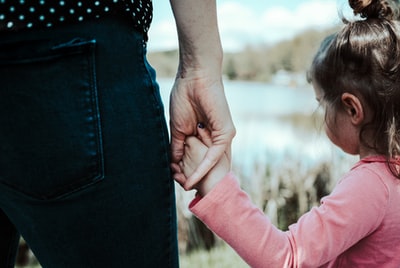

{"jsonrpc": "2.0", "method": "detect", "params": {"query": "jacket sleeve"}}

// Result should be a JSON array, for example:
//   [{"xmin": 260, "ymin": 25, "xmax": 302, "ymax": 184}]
[{"xmin": 189, "ymin": 170, "xmax": 388, "ymax": 268}]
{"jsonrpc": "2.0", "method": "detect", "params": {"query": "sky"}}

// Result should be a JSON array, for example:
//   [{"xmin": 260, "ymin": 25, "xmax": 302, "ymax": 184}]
[{"xmin": 148, "ymin": 0, "xmax": 354, "ymax": 52}]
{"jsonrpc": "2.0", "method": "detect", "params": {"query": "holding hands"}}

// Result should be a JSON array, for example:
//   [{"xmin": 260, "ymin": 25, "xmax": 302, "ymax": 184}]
[
  {"xmin": 169, "ymin": 73, "xmax": 235, "ymax": 191},
  {"xmin": 172, "ymin": 125, "xmax": 231, "ymax": 196},
  {"xmin": 169, "ymin": 0, "xmax": 235, "ymax": 191}
]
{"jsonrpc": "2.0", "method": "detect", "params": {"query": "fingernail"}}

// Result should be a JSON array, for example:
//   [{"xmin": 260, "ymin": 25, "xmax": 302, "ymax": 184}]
[{"xmin": 198, "ymin": 123, "xmax": 205, "ymax": 129}]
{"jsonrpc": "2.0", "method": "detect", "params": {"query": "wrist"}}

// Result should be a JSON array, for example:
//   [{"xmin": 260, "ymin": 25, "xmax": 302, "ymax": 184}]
[
  {"xmin": 177, "ymin": 49, "xmax": 223, "ymax": 79},
  {"xmin": 196, "ymin": 168, "xmax": 228, "ymax": 197}
]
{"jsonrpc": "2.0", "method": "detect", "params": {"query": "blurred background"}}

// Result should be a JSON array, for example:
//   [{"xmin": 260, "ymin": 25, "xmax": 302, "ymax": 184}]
[{"xmin": 18, "ymin": 0, "xmax": 359, "ymax": 267}]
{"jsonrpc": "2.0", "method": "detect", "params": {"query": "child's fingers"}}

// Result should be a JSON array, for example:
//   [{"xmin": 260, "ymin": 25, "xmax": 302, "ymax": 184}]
[
  {"xmin": 197, "ymin": 123, "xmax": 213, "ymax": 147},
  {"xmin": 171, "ymin": 162, "xmax": 182, "ymax": 174},
  {"xmin": 198, "ymin": 122, "xmax": 232, "ymax": 164},
  {"xmin": 171, "ymin": 163, "xmax": 184, "ymax": 182},
  {"xmin": 171, "ymin": 162, "xmax": 189, "ymax": 188},
  {"xmin": 185, "ymin": 144, "xmax": 225, "ymax": 189},
  {"xmin": 174, "ymin": 173, "xmax": 188, "ymax": 189}
]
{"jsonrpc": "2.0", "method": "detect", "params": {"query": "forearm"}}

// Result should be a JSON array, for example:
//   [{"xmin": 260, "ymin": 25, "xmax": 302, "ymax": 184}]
[
  {"xmin": 169, "ymin": 0, "xmax": 223, "ymax": 76},
  {"xmin": 190, "ymin": 173, "xmax": 293, "ymax": 268}
]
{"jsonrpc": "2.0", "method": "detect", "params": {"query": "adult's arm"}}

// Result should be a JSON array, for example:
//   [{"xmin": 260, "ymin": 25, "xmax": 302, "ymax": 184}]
[{"xmin": 169, "ymin": 0, "xmax": 236, "ymax": 190}]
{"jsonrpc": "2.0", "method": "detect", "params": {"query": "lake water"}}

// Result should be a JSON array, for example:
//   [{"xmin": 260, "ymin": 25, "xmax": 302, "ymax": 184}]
[{"xmin": 157, "ymin": 78, "xmax": 356, "ymax": 176}]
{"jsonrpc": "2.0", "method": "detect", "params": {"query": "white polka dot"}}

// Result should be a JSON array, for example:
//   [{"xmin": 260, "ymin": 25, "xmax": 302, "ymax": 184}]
[{"xmin": 0, "ymin": 0, "xmax": 152, "ymax": 33}]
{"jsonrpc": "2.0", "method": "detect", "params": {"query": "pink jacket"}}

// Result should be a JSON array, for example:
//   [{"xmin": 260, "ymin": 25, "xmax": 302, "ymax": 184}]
[{"xmin": 190, "ymin": 156, "xmax": 400, "ymax": 267}]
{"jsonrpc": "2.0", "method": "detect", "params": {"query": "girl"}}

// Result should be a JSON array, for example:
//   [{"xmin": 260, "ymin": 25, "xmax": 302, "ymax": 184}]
[{"xmin": 173, "ymin": 0, "xmax": 400, "ymax": 267}]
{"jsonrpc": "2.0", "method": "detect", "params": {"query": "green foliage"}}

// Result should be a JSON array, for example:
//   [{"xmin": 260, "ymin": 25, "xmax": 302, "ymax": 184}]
[{"xmin": 148, "ymin": 26, "xmax": 340, "ymax": 82}]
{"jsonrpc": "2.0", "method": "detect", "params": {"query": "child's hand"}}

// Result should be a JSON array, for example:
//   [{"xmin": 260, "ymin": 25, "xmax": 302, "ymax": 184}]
[{"xmin": 173, "ymin": 125, "xmax": 230, "ymax": 196}]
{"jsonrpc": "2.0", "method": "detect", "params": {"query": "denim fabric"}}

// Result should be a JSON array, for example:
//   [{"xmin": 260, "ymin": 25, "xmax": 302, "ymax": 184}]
[
  {"xmin": 0, "ymin": 209, "xmax": 19, "ymax": 268},
  {"xmin": 0, "ymin": 14, "xmax": 179, "ymax": 267}
]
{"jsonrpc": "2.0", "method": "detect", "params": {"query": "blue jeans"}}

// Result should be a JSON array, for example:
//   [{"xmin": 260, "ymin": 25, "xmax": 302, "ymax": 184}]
[{"xmin": 0, "ymin": 14, "xmax": 179, "ymax": 268}]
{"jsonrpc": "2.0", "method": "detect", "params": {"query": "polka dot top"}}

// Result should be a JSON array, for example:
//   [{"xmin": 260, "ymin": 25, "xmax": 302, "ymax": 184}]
[{"xmin": 0, "ymin": 0, "xmax": 152, "ymax": 37}]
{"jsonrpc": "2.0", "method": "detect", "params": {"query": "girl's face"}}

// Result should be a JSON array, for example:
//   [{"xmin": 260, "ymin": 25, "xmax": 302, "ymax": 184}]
[{"xmin": 313, "ymin": 84, "xmax": 361, "ymax": 156}]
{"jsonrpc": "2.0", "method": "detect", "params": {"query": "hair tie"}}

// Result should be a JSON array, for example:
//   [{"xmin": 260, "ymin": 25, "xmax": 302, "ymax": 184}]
[
  {"xmin": 361, "ymin": 0, "xmax": 373, "ymax": 6},
  {"xmin": 349, "ymin": 0, "xmax": 373, "ymax": 13}
]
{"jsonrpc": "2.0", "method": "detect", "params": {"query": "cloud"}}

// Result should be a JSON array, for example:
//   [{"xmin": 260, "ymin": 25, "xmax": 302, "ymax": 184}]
[
  {"xmin": 147, "ymin": 17, "xmax": 178, "ymax": 52},
  {"xmin": 220, "ymin": 0, "xmax": 339, "ymax": 51},
  {"xmin": 148, "ymin": 0, "xmax": 340, "ymax": 52},
  {"xmin": 217, "ymin": 2, "xmax": 263, "ymax": 51}
]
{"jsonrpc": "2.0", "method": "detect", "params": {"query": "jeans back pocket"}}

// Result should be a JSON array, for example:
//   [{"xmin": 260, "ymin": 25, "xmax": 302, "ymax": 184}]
[{"xmin": 0, "ymin": 38, "xmax": 104, "ymax": 200}]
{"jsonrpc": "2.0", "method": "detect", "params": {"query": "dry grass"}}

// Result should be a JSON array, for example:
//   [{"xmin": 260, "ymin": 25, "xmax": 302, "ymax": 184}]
[{"xmin": 179, "ymin": 242, "xmax": 249, "ymax": 268}]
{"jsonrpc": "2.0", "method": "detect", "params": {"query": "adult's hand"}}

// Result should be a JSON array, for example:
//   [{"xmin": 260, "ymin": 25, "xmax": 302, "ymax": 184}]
[
  {"xmin": 169, "ymin": 0, "xmax": 235, "ymax": 190},
  {"xmin": 170, "ymin": 70, "xmax": 235, "ymax": 190}
]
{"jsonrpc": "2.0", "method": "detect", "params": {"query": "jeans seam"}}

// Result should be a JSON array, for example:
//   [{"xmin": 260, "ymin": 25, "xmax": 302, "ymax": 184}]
[
  {"xmin": 2, "ymin": 228, "xmax": 19, "ymax": 268},
  {"xmin": 141, "ymin": 40, "xmax": 178, "ymax": 267}
]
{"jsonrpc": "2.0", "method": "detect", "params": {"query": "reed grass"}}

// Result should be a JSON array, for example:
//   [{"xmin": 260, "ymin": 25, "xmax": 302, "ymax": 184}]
[{"xmin": 179, "ymin": 242, "xmax": 249, "ymax": 268}]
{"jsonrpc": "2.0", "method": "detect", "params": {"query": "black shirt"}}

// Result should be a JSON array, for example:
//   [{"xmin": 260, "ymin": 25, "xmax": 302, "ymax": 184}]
[{"xmin": 0, "ymin": 0, "xmax": 153, "ymax": 36}]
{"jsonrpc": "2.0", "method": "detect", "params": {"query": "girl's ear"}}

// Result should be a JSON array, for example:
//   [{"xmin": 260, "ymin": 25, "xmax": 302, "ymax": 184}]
[{"xmin": 341, "ymin": 92, "xmax": 364, "ymax": 125}]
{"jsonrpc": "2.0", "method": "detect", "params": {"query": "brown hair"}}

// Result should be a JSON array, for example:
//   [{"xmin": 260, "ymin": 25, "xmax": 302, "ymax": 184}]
[{"xmin": 308, "ymin": 0, "xmax": 400, "ymax": 176}]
